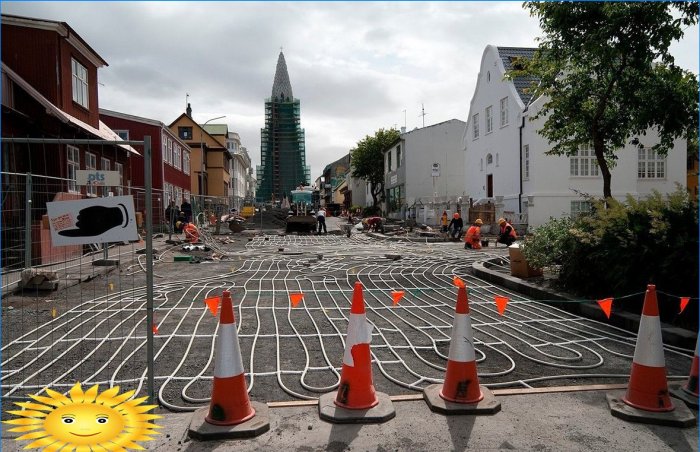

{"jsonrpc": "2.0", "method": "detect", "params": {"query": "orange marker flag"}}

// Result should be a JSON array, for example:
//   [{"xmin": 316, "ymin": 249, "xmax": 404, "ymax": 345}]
[
  {"xmin": 290, "ymin": 293, "xmax": 304, "ymax": 307},
  {"xmin": 205, "ymin": 296, "xmax": 221, "ymax": 317},
  {"xmin": 391, "ymin": 290, "xmax": 405, "ymax": 306},
  {"xmin": 494, "ymin": 296, "xmax": 509, "ymax": 316},
  {"xmin": 152, "ymin": 322, "xmax": 159, "ymax": 334},
  {"xmin": 597, "ymin": 298, "xmax": 613, "ymax": 319},
  {"xmin": 680, "ymin": 297, "xmax": 690, "ymax": 314},
  {"xmin": 453, "ymin": 276, "xmax": 465, "ymax": 288}
]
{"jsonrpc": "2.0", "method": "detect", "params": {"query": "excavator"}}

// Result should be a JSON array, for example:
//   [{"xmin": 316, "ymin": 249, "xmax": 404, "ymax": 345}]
[{"xmin": 286, "ymin": 186, "xmax": 319, "ymax": 234}]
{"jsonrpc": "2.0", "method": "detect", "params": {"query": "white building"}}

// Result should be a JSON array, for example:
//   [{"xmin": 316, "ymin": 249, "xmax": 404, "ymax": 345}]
[
  {"xmin": 465, "ymin": 45, "xmax": 687, "ymax": 229},
  {"xmin": 383, "ymin": 119, "xmax": 467, "ymax": 222},
  {"xmin": 226, "ymin": 132, "xmax": 253, "ymax": 211}
]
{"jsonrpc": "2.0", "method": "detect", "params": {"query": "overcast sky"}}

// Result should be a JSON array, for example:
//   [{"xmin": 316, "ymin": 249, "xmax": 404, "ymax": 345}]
[{"xmin": 3, "ymin": 2, "xmax": 698, "ymax": 179}]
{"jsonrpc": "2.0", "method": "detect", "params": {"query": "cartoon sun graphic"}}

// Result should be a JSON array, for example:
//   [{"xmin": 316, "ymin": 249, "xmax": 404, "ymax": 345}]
[{"xmin": 4, "ymin": 382, "xmax": 161, "ymax": 451}]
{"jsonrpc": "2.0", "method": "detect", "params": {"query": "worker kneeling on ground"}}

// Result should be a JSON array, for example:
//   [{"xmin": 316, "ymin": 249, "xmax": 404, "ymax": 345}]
[
  {"xmin": 362, "ymin": 216, "xmax": 384, "ymax": 233},
  {"xmin": 464, "ymin": 218, "xmax": 483, "ymax": 249},
  {"xmin": 184, "ymin": 222, "xmax": 200, "ymax": 244},
  {"xmin": 497, "ymin": 218, "xmax": 517, "ymax": 246}
]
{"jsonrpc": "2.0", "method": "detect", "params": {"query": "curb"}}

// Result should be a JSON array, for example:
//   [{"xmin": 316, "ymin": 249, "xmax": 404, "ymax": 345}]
[{"xmin": 472, "ymin": 259, "xmax": 696, "ymax": 349}]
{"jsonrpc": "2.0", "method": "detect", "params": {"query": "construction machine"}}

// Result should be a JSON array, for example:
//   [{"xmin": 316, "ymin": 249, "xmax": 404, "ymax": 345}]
[{"xmin": 286, "ymin": 186, "xmax": 319, "ymax": 233}]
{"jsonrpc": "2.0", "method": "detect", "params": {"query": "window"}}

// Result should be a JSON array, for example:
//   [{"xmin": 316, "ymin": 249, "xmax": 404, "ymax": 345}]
[
  {"xmin": 571, "ymin": 200, "xmax": 592, "ymax": 218},
  {"xmin": 523, "ymin": 145, "xmax": 530, "ymax": 180},
  {"xmin": 183, "ymin": 152, "xmax": 190, "ymax": 175},
  {"xmin": 178, "ymin": 126, "xmax": 193, "ymax": 140},
  {"xmin": 486, "ymin": 153, "xmax": 493, "ymax": 165},
  {"xmin": 638, "ymin": 147, "xmax": 666, "ymax": 179},
  {"xmin": 496, "ymin": 153, "xmax": 499, "ymax": 167},
  {"xmin": 184, "ymin": 190, "xmax": 190, "ymax": 202},
  {"xmin": 114, "ymin": 130, "xmax": 129, "ymax": 140},
  {"xmin": 174, "ymin": 144, "xmax": 182, "ymax": 170},
  {"xmin": 480, "ymin": 158, "xmax": 483, "ymax": 172},
  {"xmin": 396, "ymin": 145, "xmax": 401, "ymax": 168},
  {"xmin": 71, "ymin": 58, "xmax": 88, "ymax": 108},
  {"xmin": 570, "ymin": 144, "xmax": 599, "ymax": 177},
  {"xmin": 387, "ymin": 152, "xmax": 392, "ymax": 172},
  {"xmin": 85, "ymin": 152, "xmax": 97, "ymax": 196},
  {"xmin": 500, "ymin": 97, "xmax": 509, "ymax": 127},
  {"xmin": 100, "ymin": 158, "xmax": 111, "ymax": 196},
  {"xmin": 67, "ymin": 145, "xmax": 80, "ymax": 193},
  {"xmin": 485, "ymin": 106, "xmax": 493, "ymax": 134},
  {"xmin": 115, "ymin": 162, "xmax": 124, "ymax": 196},
  {"xmin": 387, "ymin": 186, "xmax": 403, "ymax": 213},
  {"xmin": 167, "ymin": 138, "xmax": 173, "ymax": 165},
  {"xmin": 162, "ymin": 133, "xmax": 168, "ymax": 164},
  {"xmin": 487, "ymin": 71, "xmax": 491, "ymax": 82},
  {"xmin": 472, "ymin": 113, "xmax": 479, "ymax": 139}
]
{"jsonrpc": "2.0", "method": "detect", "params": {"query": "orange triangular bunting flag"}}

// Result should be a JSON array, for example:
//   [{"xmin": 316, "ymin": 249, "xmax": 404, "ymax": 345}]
[
  {"xmin": 290, "ymin": 293, "xmax": 304, "ymax": 307},
  {"xmin": 597, "ymin": 298, "xmax": 613, "ymax": 319},
  {"xmin": 453, "ymin": 276, "xmax": 465, "ymax": 288},
  {"xmin": 205, "ymin": 296, "xmax": 221, "ymax": 317},
  {"xmin": 494, "ymin": 296, "xmax": 509, "ymax": 315},
  {"xmin": 152, "ymin": 322, "xmax": 159, "ymax": 334},
  {"xmin": 391, "ymin": 290, "xmax": 405, "ymax": 306},
  {"xmin": 680, "ymin": 297, "xmax": 690, "ymax": 314}
]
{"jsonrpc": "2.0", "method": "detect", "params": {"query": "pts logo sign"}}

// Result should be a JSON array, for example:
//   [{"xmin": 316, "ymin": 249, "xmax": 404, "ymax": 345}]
[{"xmin": 76, "ymin": 170, "xmax": 120, "ymax": 187}]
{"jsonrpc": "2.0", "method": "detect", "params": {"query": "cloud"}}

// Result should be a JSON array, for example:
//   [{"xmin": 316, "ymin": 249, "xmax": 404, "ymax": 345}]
[{"xmin": 3, "ymin": 1, "xmax": 697, "ymax": 179}]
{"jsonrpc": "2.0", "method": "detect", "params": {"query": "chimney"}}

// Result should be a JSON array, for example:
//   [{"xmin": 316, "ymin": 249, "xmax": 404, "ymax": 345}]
[
  {"xmin": 186, "ymin": 103, "xmax": 192, "ymax": 117},
  {"xmin": 400, "ymin": 126, "xmax": 406, "ymax": 134}
]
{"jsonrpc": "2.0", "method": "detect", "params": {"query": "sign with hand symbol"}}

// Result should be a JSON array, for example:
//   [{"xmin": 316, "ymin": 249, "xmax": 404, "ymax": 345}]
[{"xmin": 47, "ymin": 196, "xmax": 138, "ymax": 246}]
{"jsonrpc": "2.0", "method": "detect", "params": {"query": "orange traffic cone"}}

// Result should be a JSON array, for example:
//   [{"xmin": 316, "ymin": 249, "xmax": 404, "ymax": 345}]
[
  {"xmin": 423, "ymin": 284, "xmax": 500, "ymax": 414},
  {"xmin": 440, "ymin": 285, "xmax": 483, "ymax": 403},
  {"xmin": 205, "ymin": 290, "xmax": 254, "ymax": 425},
  {"xmin": 671, "ymin": 335, "xmax": 699, "ymax": 408},
  {"xmin": 318, "ymin": 282, "xmax": 395, "ymax": 423},
  {"xmin": 622, "ymin": 285, "xmax": 673, "ymax": 412},
  {"xmin": 335, "ymin": 282, "xmax": 377, "ymax": 409},
  {"xmin": 607, "ymin": 284, "xmax": 695, "ymax": 426}
]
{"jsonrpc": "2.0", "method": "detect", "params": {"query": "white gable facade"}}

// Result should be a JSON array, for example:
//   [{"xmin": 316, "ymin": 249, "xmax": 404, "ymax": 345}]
[{"xmin": 465, "ymin": 45, "xmax": 687, "ymax": 229}]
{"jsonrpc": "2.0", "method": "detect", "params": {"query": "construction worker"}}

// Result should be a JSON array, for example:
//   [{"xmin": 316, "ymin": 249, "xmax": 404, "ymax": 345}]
[
  {"xmin": 448, "ymin": 212, "xmax": 464, "ymax": 239},
  {"xmin": 184, "ymin": 222, "xmax": 200, "ymax": 244},
  {"xmin": 464, "ymin": 218, "xmax": 483, "ymax": 249},
  {"xmin": 440, "ymin": 211, "xmax": 448, "ymax": 233},
  {"xmin": 497, "ymin": 218, "xmax": 517, "ymax": 246}
]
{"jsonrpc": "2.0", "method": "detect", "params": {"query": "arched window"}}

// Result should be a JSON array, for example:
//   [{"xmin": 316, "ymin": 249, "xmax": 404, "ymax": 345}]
[
  {"xmin": 487, "ymin": 71, "xmax": 491, "ymax": 82},
  {"xmin": 486, "ymin": 153, "xmax": 493, "ymax": 165}
]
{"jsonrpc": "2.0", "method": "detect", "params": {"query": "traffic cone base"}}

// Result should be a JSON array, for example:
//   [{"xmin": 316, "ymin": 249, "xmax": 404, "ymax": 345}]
[
  {"xmin": 424, "ymin": 384, "xmax": 500, "ymax": 415},
  {"xmin": 319, "ymin": 391, "xmax": 395, "ymax": 424},
  {"xmin": 670, "ymin": 336, "xmax": 699, "ymax": 408},
  {"xmin": 670, "ymin": 384, "xmax": 700, "ymax": 409},
  {"xmin": 607, "ymin": 392, "xmax": 696, "ymax": 428},
  {"xmin": 188, "ymin": 401, "xmax": 270, "ymax": 441}
]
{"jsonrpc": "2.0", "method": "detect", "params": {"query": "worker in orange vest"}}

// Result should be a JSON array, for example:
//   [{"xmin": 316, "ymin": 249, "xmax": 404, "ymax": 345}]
[
  {"xmin": 184, "ymin": 222, "xmax": 200, "ymax": 244},
  {"xmin": 464, "ymin": 218, "xmax": 483, "ymax": 249},
  {"xmin": 497, "ymin": 218, "xmax": 517, "ymax": 246}
]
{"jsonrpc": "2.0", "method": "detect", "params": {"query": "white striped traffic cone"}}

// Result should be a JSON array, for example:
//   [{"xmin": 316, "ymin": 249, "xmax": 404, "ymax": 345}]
[
  {"xmin": 440, "ymin": 285, "xmax": 483, "ymax": 403},
  {"xmin": 671, "ymin": 335, "xmax": 699, "ymax": 408},
  {"xmin": 423, "ymin": 284, "xmax": 500, "ymax": 414},
  {"xmin": 622, "ymin": 285, "xmax": 674, "ymax": 412},
  {"xmin": 205, "ymin": 290, "xmax": 255, "ymax": 425}
]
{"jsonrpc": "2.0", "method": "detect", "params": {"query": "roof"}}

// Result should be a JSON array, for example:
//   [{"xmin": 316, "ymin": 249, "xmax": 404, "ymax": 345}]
[
  {"xmin": 271, "ymin": 51, "xmax": 293, "ymax": 100},
  {"xmin": 202, "ymin": 124, "xmax": 228, "ymax": 136},
  {"xmin": 2, "ymin": 14, "xmax": 108, "ymax": 68},
  {"xmin": 496, "ymin": 47, "xmax": 539, "ymax": 106},
  {"xmin": 99, "ymin": 108, "xmax": 191, "ymax": 151},
  {"xmin": 2, "ymin": 63, "xmax": 138, "ymax": 155}
]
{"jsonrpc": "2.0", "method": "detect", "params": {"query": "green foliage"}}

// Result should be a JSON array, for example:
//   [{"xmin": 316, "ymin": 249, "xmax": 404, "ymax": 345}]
[
  {"xmin": 362, "ymin": 205, "xmax": 381, "ymax": 217},
  {"xmin": 521, "ymin": 216, "xmax": 575, "ymax": 270},
  {"xmin": 525, "ymin": 188, "xmax": 698, "ymax": 300},
  {"xmin": 350, "ymin": 128, "xmax": 400, "ymax": 208},
  {"xmin": 510, "ymin": 2, "xmax": 698, "ymax": 198}
]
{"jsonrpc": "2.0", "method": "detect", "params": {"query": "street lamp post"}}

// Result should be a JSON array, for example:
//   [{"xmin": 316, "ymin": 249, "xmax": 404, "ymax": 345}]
[{"xmin": 199, "ymin": 115, "xmax": 226, "ymax": 215}]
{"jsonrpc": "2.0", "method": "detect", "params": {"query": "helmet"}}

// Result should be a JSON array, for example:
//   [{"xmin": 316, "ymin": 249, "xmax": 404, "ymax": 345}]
[
  {"xmin": 498, "ymin": 218, "xmax": 506, "ymax": 225},
  {"xmin": 453, "ymin": 213, "xmax": 460, "ymax": 219},
  {"xmin": 475, "ymin": 219, "xmax": 483, "ymax": 225}
]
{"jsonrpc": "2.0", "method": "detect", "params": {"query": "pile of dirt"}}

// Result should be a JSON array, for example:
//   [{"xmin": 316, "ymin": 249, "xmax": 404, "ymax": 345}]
[{"xmin": 245, "ymin": 207, "xmax": 290, "ymax": 229}]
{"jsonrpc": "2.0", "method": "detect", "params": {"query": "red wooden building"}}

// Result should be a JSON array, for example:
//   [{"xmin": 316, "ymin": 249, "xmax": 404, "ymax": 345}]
[{"xmin": 100, "ymin": 109, "xmax": 192, "ymax": 225}]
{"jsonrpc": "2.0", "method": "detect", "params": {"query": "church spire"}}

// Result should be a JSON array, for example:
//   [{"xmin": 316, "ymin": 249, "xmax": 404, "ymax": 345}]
[{"xmin": 271, "ymin": 51, "xmax": 293, "ymax": 100}]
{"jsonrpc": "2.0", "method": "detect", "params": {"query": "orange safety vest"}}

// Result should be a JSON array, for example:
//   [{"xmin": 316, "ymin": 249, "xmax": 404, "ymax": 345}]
[
  {"xmin": 465, "ymin": 225, "xmax": 482, "ymax": 249},
  {"xmin": 184, "ymin": 223, "xmax": 199, "ymax": 244},
  {"xmin": 500, "ymin": 222, "xmax": 517, "ymax": 238}
]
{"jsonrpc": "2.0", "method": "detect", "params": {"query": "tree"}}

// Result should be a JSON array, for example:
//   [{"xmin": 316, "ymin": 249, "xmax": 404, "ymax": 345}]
[
  {"xmin": 350, "ymin": 128, "xmax": 400, "ymax": 209},
  {"xmin": 511, "ymin": 2, "xmax": 698, "ymax": 199}
]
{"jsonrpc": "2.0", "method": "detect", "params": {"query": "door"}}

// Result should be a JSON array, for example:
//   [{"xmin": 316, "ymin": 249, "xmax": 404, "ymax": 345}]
[{"xmin": 487, "ymin": 174, "xmax": 493, "ymax": 198}]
